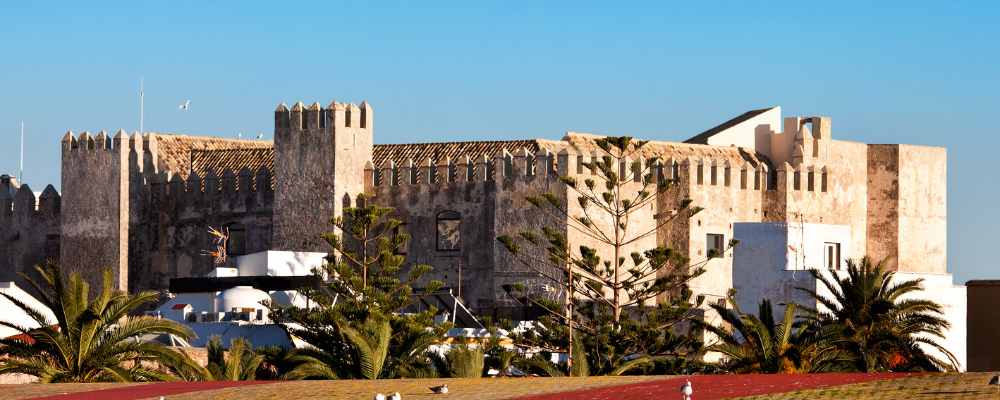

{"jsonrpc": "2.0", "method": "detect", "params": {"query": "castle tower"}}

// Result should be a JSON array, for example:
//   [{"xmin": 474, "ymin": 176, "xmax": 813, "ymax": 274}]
[
  {"xmin": 271, "ymin": 101, "xmax": 374, "ymax": 251},
  {"xmin": 60, "ymin": 130, "xmax": 130, "ymax": 291}
]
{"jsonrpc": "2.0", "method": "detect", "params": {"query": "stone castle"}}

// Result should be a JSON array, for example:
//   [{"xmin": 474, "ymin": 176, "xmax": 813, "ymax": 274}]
[{"xmin": 0, "ymin": 103, "xmax": 950, "ymax": 316}]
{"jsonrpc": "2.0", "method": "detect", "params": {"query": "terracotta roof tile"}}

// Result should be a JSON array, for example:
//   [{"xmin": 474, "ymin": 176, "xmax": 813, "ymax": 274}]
[
  {"xmin": 372, "ymin": 140, "xmax": 540, "ymax": 166},
  {"xmin": 149, "ymin": 133, "xmax": 272, "ymax": 178}
]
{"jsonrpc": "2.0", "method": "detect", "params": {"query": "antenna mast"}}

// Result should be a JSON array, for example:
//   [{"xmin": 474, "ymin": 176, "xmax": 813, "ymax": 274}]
[{"xmin": 19, "ymin": 121, "xmax": 24, "ymax": 183}]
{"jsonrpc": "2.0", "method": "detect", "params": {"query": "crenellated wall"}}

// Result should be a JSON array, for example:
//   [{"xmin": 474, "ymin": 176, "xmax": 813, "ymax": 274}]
[
  {"xmin": 134, "ymin": 166, "xmax": 275, "ymax": 290},
  {"xmin": 272, "ymin": 101, "xmax": 373, "ymax": 253},
  {"xmin": 365, "ymin": 149, "xmax": 566, "ymax": 312},
  {"xmin": 0, "ymin": 176, "xmax": 60, "ymax": 288},
  {"xmin": 60, "ymin": 130, "xmax": 129, "ymax": 291}
]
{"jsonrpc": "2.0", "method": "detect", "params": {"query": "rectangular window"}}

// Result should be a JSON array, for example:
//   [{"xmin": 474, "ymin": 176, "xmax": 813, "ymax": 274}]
[
  {"xmin": 707, "ymin": 233, "xmax": 725, "ymax": 258},
  {"xmin": 824, "ymin": 242, "xmax": 841, "ymax": 270},
  {"xmin": 227, "ymin": 225, "xmax": 247, "ymax": 256},
  {"xmin": 807, "ymin": 171, "xmax": 815, "ymax": 191},
  {"xmin": 724, "ymin": 167, "xmax": 731, "ymax": 187},
  {"xmin": 697, "ymin": 164, "xmax": 704, "ymax": 184},
  {"xmin": 740, "ymin": 169, "xmax": 747, "ymax": 189},
  {"xmin": 821, "ymin": 172, "xmax": 829, "ymax": 192},
  {"xmin": 710, "ymin": 165, "xmax": 717, "ymax": 185}
]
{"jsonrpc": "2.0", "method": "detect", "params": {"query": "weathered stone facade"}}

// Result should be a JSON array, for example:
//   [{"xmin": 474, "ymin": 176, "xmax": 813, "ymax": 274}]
[{"xmin": 0, "ymin": 103, "xmax": 950, "ymax": 315}]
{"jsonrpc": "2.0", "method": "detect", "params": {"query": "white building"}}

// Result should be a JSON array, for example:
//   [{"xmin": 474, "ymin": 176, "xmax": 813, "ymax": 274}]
[
  {"xmin": 732, "ymin": 222, "xmax": 967, "ymax": 371},
  {"xmin": 151, "ymin": 250, "xmax": 326, "ymax": 348}
]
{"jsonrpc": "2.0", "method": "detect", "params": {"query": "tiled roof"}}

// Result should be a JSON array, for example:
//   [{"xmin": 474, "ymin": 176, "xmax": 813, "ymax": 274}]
[
  {"xmin": 158, "ymin": 138, "xmax": 541, "ymax": 177},
  {"xmin": 150, "ymin": 133, "xmax": 272, "ymax": 178},
  {"xmin": 190, "ymin": 148, "xmax": 274, "ymax": 178},
  {"xmin": 558, "ymin": 132, "xmax": 770, "ymax": 167},
  {"xmin": 372, "ymin": 140, "xmax": 540, "ymax": 166}
]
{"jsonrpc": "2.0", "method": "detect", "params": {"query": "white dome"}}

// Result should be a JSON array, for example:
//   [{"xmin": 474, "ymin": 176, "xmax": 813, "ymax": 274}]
[{"xmin": 216, "ymin": 286, "xmax": 270, "ymax": 313}]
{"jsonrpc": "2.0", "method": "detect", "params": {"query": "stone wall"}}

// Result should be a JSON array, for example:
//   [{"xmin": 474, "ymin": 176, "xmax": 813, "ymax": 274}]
[
  {"xmin": 367, "ymin": 151, "xmax": 564, "ymax": 312},
  {"xmin": 0, "ymin": 176, "xmax": 60, "ymax": 290},
  {"xmin": 271, "ymin": 101, "xmax": 373, "ymax": 253},
  {"xmin": 60, "ymin": 130, "xmax": 129, "ymax": 291},
  {"xmin": 133, "ymin": 167, "xmax": 275, "ymax": 291}
]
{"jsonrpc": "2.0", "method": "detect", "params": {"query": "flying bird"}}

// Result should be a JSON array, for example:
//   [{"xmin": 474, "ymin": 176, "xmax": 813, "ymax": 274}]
[
  {"xmin": 178, "ymin": 100, "xmax": 190, "ymax": 110},
  {"xmin": 429, "ymin": 384, "xmax": 448, "ymax": 394},
  {"xmin": 388, "ymin": 392, "xmax": 402, "ymax": 400},
  {"xmin": 680, "ymin": 379, "xmax": 693, "ymax": 400},
  {"xmin": 256, "ymin": 132, "xmax": 264, "ymax": 139},
  {"xmin": 373, "ymin": 393, "xmax": 386, "ymax": 400}
]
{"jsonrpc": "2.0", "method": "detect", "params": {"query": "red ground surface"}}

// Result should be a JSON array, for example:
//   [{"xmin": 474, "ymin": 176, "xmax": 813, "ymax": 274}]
[
  {"xmin": 24, "ymin": 380, "xmax": 275, "ymax": 400},
  {"xmin": 515, "ymin": 373, "xmax": 918, "ymax": 400}
]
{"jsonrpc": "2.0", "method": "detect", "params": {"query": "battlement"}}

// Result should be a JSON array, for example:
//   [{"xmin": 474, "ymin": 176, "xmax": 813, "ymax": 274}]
[
  {"xmin": 274, "ymin": 100, "xmax": 373, "ymax": 132},
  {"xmin": 149, "ymin": 166, "xmax": 274, "ymax": 214},
  {"xmin": 367, "ymin": 148, "xmax": 562, "ymax": 189},
  {"xmin": 0, "ymin": 183, "xmax": 60, "ymax": 221},
  {"xmin": 61, "ymin": 129, "xmax": 131, "ymax": 153}
]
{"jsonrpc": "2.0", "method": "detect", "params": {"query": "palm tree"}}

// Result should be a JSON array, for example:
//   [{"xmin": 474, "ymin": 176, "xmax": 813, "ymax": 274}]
[
  {"xmin": 284, "ymin": 312, "xmax": 392, "ymax": 380},
  {"xmin": 0, "ymin": 264, "xmax": 202, "ymax": 382},
  {"xmin": 694, "ymin": 296, "xmax": 842, "ymax": 373},
  {"xmin": 204, "ymin": 336, "xmax": 264, "ymax": 380},
  {"xmin": 797, "ymin": 257, "xmax": 958, "ymax": 371}
]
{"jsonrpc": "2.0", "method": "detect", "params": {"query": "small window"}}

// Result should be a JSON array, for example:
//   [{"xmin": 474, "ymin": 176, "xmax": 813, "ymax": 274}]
[
  {"xmin": 821, "ymin": 171, "xmax": 829, "ymax": 192},
  {"xmin": 707, "ymin": 234, "xmax": 725, "ymax": 258},
  {"xmin": 227, "ymin": 224, "xmax": 247, "ymax": 256},
  {"xmin": 697, "ymin": 164, "xmax": 704, "ymax": 185},
  {"xmin": 807, "ymin": 171, "xmax": 815, "ymax": 191},
  {"xmin": 754, "ymin": 170, "xmax": 761, "ymax": 190},
  {"xmin": 710, "ymin": 165, "xmax": 717, "ymax": 185},
  {"xmin": 793, "ymin": 171, "xmax": 801, "ymax": 190},
  {"xmin": 824, "ymin": 242, "xmax": 841, "ymax": 270},
  {"xmin": 740, "ymin": 169, "xmax": 747, "ymax": 189},
  {"xmin": 436, "ymin": 211, "xmax": 461, "ymax": 251}
]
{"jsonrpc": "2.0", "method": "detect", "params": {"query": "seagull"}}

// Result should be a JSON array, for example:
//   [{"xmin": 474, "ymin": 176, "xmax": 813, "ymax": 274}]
[
  {"xmin": 680, "ymin": 379, "xmax": 693, "ymax": 400},
  {"xmin": 429, "ymin": 384, "xmax": 448, "ymax": 394},
  {"xmin": 237, "ymin": 132, "xmax": 243, "ymax": 139},
  {"xmin": 373, "ymin": 393, "xmax": 386, "ymax": 400},
  {"xmin": 256, "ymin": 132, "xmax": 264, "ymax": 139},
  {"xmin": 178, "ymin": 100, "xmax": 190, "ymax": 111},
  {"xmin": 388, "ymin": 392, "xmax": 402, "ymax": 400},
  {"xmin": 990, "ymin": 375, "xmax": 999, "ymax": 393}
]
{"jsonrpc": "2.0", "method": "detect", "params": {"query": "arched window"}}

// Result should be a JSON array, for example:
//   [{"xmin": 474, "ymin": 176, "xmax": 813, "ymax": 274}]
[
  {"xmin": 436, "ymin": 210, "xmax": 461, "ymax": 251},
  {"xmin": 227, "ymin": 223, "xmax": 247, "ymax": 256}
]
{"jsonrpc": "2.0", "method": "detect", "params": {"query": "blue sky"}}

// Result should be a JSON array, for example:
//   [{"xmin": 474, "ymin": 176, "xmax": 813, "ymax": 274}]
[{"xmin": 0, "ymin": 1, "xmax": 997, "ymax": 282}]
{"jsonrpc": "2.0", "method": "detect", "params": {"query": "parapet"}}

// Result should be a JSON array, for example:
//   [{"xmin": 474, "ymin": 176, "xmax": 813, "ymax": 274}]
[
  {"xmin": 274, "ymin": 100, "xmax": 373, "ymax": 131},
  {"xmin": 149, "ymin": 166, "xmax": 274, "ymax": 214},
  {"xmin": 61, "ymin": 129, "xmax": 131, "ymax": 153},
  {"xmin": 0, "ymin": 183, "xmax": 60, "ymax": 221}
]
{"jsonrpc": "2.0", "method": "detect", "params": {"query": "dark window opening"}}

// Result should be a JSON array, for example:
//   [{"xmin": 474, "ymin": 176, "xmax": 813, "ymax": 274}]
[
  {"xmin": 706, "ymin": 233, "xmax": 725, "ymax": 258},
  {"xmin": 436, "ymin": 211, "xmax": 461, "ymax": 251}
]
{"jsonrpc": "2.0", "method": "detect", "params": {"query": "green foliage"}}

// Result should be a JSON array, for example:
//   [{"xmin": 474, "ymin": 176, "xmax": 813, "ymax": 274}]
[
  {"xmin": 694, "ymin": 295, "xmax": 844, "ymax": 373},
  {"xmin": 797, "ymin": 257, "xmax": 958, "ymax": 372},
  {"xmin": 431, "ymin": 342, "xmax": 485, "ymax": 378},
  {"xmin": 272, "ymin": 201, "xmax": 448, "ymax": 380},
  {"xmin": 205, "ymin": 337, "xmax": 265, "ymax": 381},
  {"xmin": 0, "ymin": 263, "xmax": 202, "ymax": 382}
]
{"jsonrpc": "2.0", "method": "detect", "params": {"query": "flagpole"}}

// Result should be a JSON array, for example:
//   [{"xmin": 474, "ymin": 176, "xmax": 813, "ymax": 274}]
[{"xmin": 19, "ymin": 121, "xmax": 24, "ymax": 183}]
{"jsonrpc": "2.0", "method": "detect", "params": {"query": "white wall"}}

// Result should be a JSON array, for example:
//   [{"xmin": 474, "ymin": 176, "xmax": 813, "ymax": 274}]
[
  {"xmin": 732, "ymin": 222, "xmax": 966, "ymax": 371},
  {"xmin": 0, "ymin": 282, "xmax": 56, "ymax": 339},
  {"xmin": 236, "ymin": 251, "xmax": 327, "ymax": 277}
]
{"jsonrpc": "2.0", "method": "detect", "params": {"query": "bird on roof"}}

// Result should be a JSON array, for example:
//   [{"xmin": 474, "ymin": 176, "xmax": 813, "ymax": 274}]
[
  {"xmin": 429, "ymin": 384, "xmax": 448, "ymax": 394},
  {"xmin": 178, "ymin": 100, "xmax": 190, "ymax": 111},
  {"xmin": 373, "ymin": 393, "xmax": 386, "ymax": 400},
  {"xmin": 680, "ymin": 379, "xmax": 693, "ymax": 400},
  {"xmin": 388, "ymin": 392, "xmax": 402, "ymax": 400},
  {"xmin": 990, "ymin": 375, "xmax": 1000, "ymax": 393}
]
